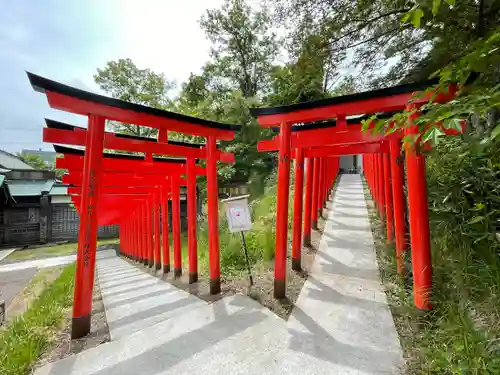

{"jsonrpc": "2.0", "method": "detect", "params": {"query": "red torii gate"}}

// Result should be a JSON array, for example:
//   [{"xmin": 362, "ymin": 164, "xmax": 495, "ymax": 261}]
[
  {"xmin": 60, "ymin": 149, "xmax": 194, "ymax": 278},
  {"xmin": 55, "ymin": 144, "xmax": 200, "ymax": 275},
  {"xmin": 28, "ymin": 72, "xmax": 241, "ymax": 338},
  {"xmin": 251, "ymin": 78, "xmax": 459, "ymax": 311}
]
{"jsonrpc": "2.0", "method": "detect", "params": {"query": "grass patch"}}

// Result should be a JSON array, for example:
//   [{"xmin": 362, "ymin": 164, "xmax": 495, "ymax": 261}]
[
  {"xmin": 4, "ymin": 238, "xmax": 119, "ymax": 263},
  {"xmin": 0, "ymin": 263, "xmax": 75, "ymax": 375},
  {"xmin": 363, "ymin": 178, "xmax": 500, "ymax": 374},
  {"xmin": 6, "ymin": 267, "xmax": 64, "ymax": 321}
]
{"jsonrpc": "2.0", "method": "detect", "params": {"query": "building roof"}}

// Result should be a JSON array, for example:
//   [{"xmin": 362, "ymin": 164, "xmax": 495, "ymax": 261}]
[
  {"xmin": 0, "ymin": 150, "xmax": 34, "ymax": 170},
  {"xmin": 48, "ymin": 184, "xmax": 69, "ymax": 196},
  {"xmin": 6, "ymin": 179, "xmax": 54, "ymax": 197}
]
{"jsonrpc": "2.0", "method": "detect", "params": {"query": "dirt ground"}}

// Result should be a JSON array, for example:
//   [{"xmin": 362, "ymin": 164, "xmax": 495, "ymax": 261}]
[{"xmin": 36, "ymin": 273, "xmax": 110, "ymax": 368}]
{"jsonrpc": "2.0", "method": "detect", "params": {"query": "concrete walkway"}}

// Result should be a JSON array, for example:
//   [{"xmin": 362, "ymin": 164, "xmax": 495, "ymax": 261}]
[
  {"xmin": 0, "ymin": 254, "xmax": 76, "ymax": 273},
  {"xmin": 285, "ymin": 174, "xmax": 403, "ymax": 373},
  {"xmin": 35, "ymin": 174, "xmax": 402, "ymax": 375}
]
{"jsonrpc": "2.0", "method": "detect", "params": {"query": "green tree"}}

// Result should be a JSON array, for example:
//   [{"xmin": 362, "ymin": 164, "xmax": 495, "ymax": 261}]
[
  {"xmin": 17, "ymin": 154, "xmax": 47, "ymax": 170},
  {"xmin": 266, "ymin": 33, "xmax": 331, "ymax": 105},
  {"xmin": 273, "ymin": 0, "xmax": 500, "ymax": 87},
  {"xmin": 200, "ymin": 0, "xmax": 279, "ymax": 98},
  {"xmin": 364, "ymin": 2, "xmax": 500, "ymax": 148},
  {"xmin": 94, "ymin": 58, "xmax": 175, "ymax": 137}
]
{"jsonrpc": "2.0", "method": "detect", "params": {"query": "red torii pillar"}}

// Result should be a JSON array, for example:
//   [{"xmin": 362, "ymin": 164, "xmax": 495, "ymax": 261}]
[
  {"xmin": 302, "ymin": 157, "xmax": 314, "ymax": 246},
  {"xmin": 153, "ymin": 189, "xmax": 162, "ymax": 270},
  {"xmin": 378, "ymin": 153, "xmax": 386, "ymax": 220},
  {"xmin": 317, "ymin": 157, "xmax": 324, "ymax": 218},
  {"xmin": 71, "ymin": 115, "xmax": 105, "ymax": 339},
  {"xmin": 406, "ymin": 109, "xmax": 432, "ymax": 310},
  {"xmin": 171, "ymin": 176, "xmax": 182, "ymax": 278},
  {"xmin": 274, "ymin": 122, "xmax": 292, "ymax": 298},
  {"xmin": 383, "ymin": 150, "xmax": 394, "ymax": 241},
  {"xmin": 187, "ymin": 158, "xmax": 198, "ymax": 283},
  {"xmin": 147, "ymin": 197, "xmax": 154, "ymax": 268},
  {"xmin": 161, "ymin": 184, "xmax": 170, "ymax": 273},
  {"xmin": 206, "ymin": 136, "xmax": 221, "ymax": 294},
  {"xmin": 390, "ymin": 139, "xmax": 407, "ymax": 274},
  {"xmin": 311, "ymin": 157, "xmax": 320, "ymax": 229},
  {"xmin": 292, "ymin": 148, "xmax": 305, "ymax": 271}
]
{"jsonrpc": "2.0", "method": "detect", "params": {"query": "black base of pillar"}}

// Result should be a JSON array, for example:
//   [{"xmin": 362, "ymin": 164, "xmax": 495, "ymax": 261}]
[
  {"xmin": 303, "ymin": 235, "xmax": 311, "ymax": 247},
  {"xmin": 143, "ymin": 259, "xmax": 148, "ymax": 267},
  {"xmin": 292, "ymin": 258, "xmax": 301, "ymax": 272},
  {"xmin": 148, "ymin": 260, "xmax": 154, "ymax": 268},
  {"xmin": 163, "ymin": 264, "xmax": 170, "ymax": 274},
  {"xmin": 174, "ymin": 268, "xmax": 182, "ymax": 278},
  {"xmin": 210, "ymin": 278, "xmax": 221, "ymax": 295},
  {"xmin": 71, "ymin": 314, "xmax": 91, "ymax": 339},
  {"xmin": 155, "ymin": 263, "xmax": 161, "ymax": 271},
  {"xmin": 312, "ymin": 220, "xmax": 318, "ymax": 230},
  {"xmin": 274, "ymin": 279, "xmax": 286, "ymax": 299},
  {"xmin": 189, "ymin": 272, "xmax": 198, "ymax": 284},
  {"xmin": 138, "ymin": 257, "xmax": 143, "ymax": 263}
]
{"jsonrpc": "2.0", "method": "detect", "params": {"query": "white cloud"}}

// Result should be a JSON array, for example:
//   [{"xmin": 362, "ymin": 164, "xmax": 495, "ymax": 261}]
[{"xmin": 113, "ymin": 0, "xmax": 224, "ymax": 83}]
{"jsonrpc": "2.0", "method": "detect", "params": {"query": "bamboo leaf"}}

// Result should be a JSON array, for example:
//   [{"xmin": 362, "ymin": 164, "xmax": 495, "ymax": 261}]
[
  {"xmin": 432, "ymin": 0, "xmax": 442, "ymax": 16},
  {"xmin": 410, "ymin": 8, "xmax": 424, "ymax": 28},
  {"xmin": 491, "ymin": 124, "xmax": 500, "ymax": 139},
  {"xmin": 422, "ymin": 127, "xmax": 445, "ymax": 145},
  {"xmin": 468, "ymin": 216, "xmax": 484, "ymax": 225}
]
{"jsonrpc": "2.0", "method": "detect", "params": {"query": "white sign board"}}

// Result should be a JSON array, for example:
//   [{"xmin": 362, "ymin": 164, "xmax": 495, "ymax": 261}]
[{"xmin": 221, "ymin": 195, "xmax": 252, "ymax": 233}]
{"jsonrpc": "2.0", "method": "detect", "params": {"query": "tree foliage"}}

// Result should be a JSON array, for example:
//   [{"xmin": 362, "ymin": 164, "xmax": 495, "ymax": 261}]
[
  {"xmin": 17, "ymin": 154, "xmax": 47, "ymax": 170},
  {"xmin": 94, "ymin": 58, "xmax": 174, "ymax": 137},
  {"xmin": 200, "ymin": 0, "xmax": 278, "ymax": 98},
  {"xmin": 362, "ymin": 3, "xmax": 500, "ymax": 149},
  {"xmin": 272, "ymin": 0, "xmax": 500, "ymax": 87}
]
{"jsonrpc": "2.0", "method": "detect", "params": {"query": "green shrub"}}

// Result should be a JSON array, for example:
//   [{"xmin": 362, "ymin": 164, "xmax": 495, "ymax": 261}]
[{"xmin": 380, "ymin": 135, "xmax": 500, "ymax": 374}]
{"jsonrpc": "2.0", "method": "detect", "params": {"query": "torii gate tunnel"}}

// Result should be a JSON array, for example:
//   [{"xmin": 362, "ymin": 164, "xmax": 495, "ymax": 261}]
[
  {"xmin": 28, "ymin": 72, "xmax": 241, "ymax": 339},
  {"xmin": 251, "ymin": 78, "xmax": 463, "ymax": 310}
]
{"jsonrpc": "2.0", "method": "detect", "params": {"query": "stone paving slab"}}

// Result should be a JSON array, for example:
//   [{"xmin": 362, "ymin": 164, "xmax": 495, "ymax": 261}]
[{"xmin": 96, "ymin": 250, "xmax": 207, "ymax": 341}]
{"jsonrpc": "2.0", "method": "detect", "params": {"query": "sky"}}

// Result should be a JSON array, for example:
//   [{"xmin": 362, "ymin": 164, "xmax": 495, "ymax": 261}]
[{"xmin": 0, "ymin": 0, "xmax": 231, "ymax": 153}]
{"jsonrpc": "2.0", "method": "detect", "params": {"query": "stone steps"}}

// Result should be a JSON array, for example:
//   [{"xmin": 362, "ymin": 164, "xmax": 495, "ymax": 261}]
[
  {"xmin": 96, "ymin": 252, "xmax": 206, "ymax": 340},
  {"xmin": 34, "ymin": 175, "xmax": 404, "ymax": 375},
  {"xmin": 35, "ymin": 294, "xmax": 290, "ymax": 375}
]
